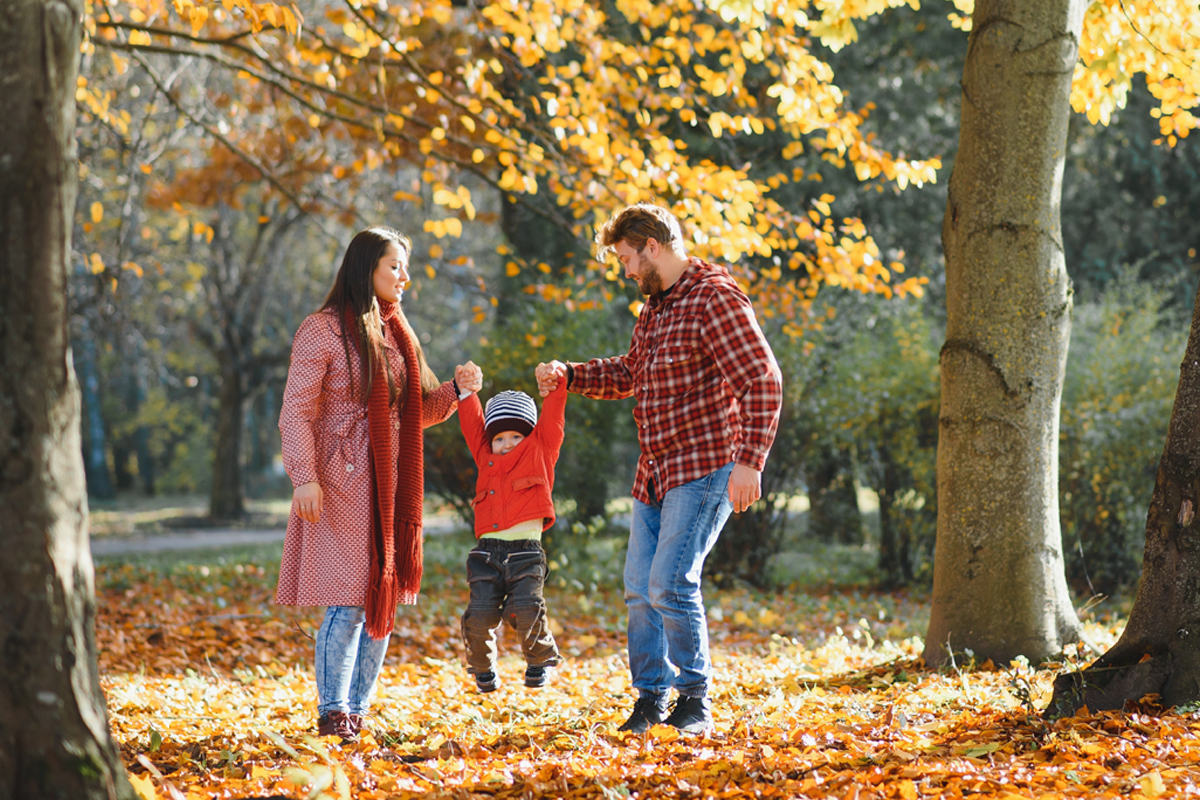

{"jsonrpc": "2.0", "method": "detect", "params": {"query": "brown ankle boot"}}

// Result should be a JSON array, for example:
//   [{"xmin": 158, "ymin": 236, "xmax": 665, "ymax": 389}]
[{"xmin": 317, "ymin": 710, "xmax": 357, "ymax": 741}]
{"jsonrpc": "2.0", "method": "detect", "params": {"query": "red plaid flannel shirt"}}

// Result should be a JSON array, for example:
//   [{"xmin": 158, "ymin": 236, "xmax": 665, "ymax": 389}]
[{"xmin": 568, "ymin": 257, "xmax": 783, "ymax": 504}]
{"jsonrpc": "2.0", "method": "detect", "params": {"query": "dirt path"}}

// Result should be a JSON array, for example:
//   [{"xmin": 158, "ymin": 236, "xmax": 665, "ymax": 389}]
[{"xmin": 89, "ymin": 514, "xmax": 463, "ymax": 556}]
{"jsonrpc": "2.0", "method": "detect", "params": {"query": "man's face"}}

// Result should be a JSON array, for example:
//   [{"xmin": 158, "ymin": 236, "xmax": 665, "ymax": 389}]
[{"xmin": 614, "ymin": 239, "xmax": 663, "ymax": 297}]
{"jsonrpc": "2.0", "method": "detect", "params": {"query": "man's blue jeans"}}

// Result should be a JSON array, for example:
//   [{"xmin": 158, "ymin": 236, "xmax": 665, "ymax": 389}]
[
  {"xmin": 625, "ymin": 462, "xmax": 734, "ymax": 699},
  {"xmin": 314, "ymin": 605, "xmax": 390, "ymax": 716}
]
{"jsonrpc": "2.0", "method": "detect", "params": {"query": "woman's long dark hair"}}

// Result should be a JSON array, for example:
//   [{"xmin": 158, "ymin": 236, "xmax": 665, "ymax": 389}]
[{"xmin": 320, "ymin": 227, "xmax": 439, "ymax": 405}]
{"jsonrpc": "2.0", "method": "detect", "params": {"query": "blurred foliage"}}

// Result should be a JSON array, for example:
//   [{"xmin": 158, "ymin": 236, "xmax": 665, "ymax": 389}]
[
  {"xmin": 1062, "ymin": 76, "xmax": 1200, "ymax": 299},
  {"xmin": 821, "ymin": 302, "xmax": 940, "ymax": 588},
  {"xmin": 791, "ymin": 296, "xmax": 941, "ymax": 588},
  {"xmin": 1059, "ymin": 272, "xmax": 1188, "ymax": 595}
]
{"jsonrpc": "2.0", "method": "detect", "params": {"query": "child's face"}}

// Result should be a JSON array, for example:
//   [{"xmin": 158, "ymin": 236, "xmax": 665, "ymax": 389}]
[{"xmin": 491, "ymin": 430, "xmax": 525, "ymax": 455}]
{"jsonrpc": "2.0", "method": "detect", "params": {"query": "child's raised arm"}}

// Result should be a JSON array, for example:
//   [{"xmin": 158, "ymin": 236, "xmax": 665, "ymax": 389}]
[{"xmin": 535, "ymin": 380, "xmax": 568, "ymax": 462}]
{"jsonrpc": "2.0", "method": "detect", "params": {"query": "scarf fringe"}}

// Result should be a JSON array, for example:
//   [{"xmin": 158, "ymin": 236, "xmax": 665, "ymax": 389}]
[
  {"xmin": 363, "ymin": 518, "xmax": 423, "ymax": 639},
  {"xmin": 364, "ymin": 573, "xmax": 399, "ymax": 640},
  {"xmin": 395, "ymin": 517, "xmax": 424, "ymax": 600}
]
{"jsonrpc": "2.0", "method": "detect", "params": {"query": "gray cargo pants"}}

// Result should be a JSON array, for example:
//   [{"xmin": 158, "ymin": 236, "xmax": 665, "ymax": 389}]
[{"xmin": 460, "ymin": 538, "xmax": 561, "ymax": 674}]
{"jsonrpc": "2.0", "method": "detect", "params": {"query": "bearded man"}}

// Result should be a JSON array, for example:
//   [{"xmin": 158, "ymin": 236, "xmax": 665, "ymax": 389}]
[{"xmin": 535, "ymin": 203, "xmax": 783, "ymax": 734}]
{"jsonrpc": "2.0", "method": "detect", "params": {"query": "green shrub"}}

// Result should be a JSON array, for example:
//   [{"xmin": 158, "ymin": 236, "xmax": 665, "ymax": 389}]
[
  {"xmin": 712, "ymin": 297, "xmax": 941, "ymax": 590},
  {"xmin": 801, "ymin": 301, "xmax": 941, "ymax": 586},
  {"xmin": 1059, "ymin": 274, "xmax": 1186, "ymax": 594}
]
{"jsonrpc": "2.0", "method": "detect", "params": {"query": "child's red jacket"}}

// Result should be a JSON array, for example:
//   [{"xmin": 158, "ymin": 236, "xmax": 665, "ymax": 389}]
[{"xmin": 458, "ymin": 383, "xmax": 567, "ymax": 539}]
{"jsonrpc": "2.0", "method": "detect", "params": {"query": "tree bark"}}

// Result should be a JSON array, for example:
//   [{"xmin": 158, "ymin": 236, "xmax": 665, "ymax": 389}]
[
  {"xmin": 1047, "ymin": 282, "xmax": 1200, "ymax": 716},
  {"xmin": 925, "ymin": 0, "xmax": 1085, "ymax": 666},
  {"xmin": 0, "ymin": 1, "xmax": 137, "ymax": 797}
]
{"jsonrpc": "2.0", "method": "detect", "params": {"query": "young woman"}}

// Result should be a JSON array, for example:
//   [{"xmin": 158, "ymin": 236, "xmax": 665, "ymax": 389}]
[{"xmin": 276, "ymin": 226, "xmax": 481, "ymax": 740}]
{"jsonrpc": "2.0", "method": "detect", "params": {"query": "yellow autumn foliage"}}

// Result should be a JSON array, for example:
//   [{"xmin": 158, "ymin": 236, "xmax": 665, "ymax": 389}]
[{"xmin": 79, "ymin": 0, "xmax": 1199, "ymax": 329}]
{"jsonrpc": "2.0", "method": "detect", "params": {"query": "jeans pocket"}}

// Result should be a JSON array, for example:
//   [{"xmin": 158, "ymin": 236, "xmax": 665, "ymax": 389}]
[{"xmin": 466, "ymin": 549, "xmax": 498, "ymax": 582}]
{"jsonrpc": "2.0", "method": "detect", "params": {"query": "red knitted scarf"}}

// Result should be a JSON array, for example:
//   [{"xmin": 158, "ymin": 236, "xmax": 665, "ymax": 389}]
[{"xmin": 352, "ymin": 300, "xmax": 424, "ymax": 639}]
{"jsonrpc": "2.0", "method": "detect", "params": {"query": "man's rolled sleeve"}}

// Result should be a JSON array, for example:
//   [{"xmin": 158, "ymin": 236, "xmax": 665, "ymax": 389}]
[{"xmin": 568, "ymin": 355, "xmax": 637, "ymax": 401}]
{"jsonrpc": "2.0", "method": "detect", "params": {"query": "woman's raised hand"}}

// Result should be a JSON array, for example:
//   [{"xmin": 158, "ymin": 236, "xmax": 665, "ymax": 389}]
[
  {"xmin": 455, "ymin": 360, "xmax": 483, "ymax": 394},
  {"xmin": 293, "ymin": 481, "xmax": 324, "ymax": 523}
]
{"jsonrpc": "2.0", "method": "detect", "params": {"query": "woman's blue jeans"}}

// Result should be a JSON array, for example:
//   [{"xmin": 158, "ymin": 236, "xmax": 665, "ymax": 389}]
[
  {"xmin": 624, "ymin": 462, "xmax": 733, "ymax": 700},
  {"xmin": 314, "ymin": 605, "xmax": 390, "ymax": 716}
]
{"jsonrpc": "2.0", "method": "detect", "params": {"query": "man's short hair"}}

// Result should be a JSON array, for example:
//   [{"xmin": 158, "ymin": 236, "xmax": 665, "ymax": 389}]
[{"xmin": 595, "ymin": 204, "xmax": 687, "ymax": 262}]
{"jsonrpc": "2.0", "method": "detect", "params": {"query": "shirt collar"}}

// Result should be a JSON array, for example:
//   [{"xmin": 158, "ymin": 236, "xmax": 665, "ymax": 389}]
[{"xmin": 647, "ymin": 257, "xmax": 708, "ymax": 310}]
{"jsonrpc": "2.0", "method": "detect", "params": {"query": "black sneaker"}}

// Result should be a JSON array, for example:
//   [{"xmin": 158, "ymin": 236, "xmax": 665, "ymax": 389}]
[
  {"xmin": 662, "ymin": 695, "xmax": 713, "ymax": 735},
  {"xmin": 475, "ymin": 671, "xmax": 498, "ymax": 693},
  {"xmin": 524, "ymin": 665, "xmax": 552, "ymax": 688},
  {"xmin": 617, "ymin": 695, "xmax": 669, "ymax": 733}
]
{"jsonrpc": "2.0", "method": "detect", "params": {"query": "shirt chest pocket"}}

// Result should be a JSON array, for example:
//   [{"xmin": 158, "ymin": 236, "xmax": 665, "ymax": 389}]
[
  {"xmin": 649, "ymin": 344, "xmax": 698, "ymax": 396},
  {"xmin": 512, "ymin": 476, "xmax": 545, "ymax": 492},
  {"xmin": 475, "ymin": 475, "xmax": 545, "ymax": 509}
]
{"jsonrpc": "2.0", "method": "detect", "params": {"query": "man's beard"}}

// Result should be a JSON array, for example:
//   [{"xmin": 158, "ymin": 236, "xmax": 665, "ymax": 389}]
[{"xmin": 635, "ymin": 252, "xmax": 664, "ymax": 297}]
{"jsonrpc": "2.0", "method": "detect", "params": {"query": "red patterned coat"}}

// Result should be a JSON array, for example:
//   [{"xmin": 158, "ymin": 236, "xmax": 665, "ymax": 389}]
[{"xmin": 275, "ymin": 309, "xmax": 458, "ymax": 607}]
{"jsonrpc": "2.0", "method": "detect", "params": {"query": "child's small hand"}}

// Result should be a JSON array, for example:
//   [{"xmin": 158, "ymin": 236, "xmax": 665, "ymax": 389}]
[
  {"xmin": 536, "ymin": 360, "xmax": 567, "ymax": 397},
  {"xmin": 456, "ymin": 361, "xmax": 483, "ymax": 394}
]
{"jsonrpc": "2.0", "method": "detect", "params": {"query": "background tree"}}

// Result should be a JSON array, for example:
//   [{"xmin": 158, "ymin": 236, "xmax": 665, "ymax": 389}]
[
  {"xmin": 1048, "ymin": 279, "xmax": 1200, "ymax": 714},
  {"xmin": 0, "ymin": 0, "xmax": 137, "ymax": 796},
  {"xmin": 925, "ymin": 0, "xmax": 1200, "ymax": 664},
  {"xmin": 924, "ymin": 0, "xmax": 1087, "ymax": 666}
]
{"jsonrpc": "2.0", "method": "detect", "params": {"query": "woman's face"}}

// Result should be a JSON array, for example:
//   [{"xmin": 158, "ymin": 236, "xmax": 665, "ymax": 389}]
[{"xmin": 372, "ymin": 242, "xmax": 409, "ymax": 303}]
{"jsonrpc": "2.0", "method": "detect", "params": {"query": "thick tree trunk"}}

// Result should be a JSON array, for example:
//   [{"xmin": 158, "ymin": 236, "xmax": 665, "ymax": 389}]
[
  {"xmin": 924, "ymin": 0, "xmax": 1085, "ymax": 666},
  {"xmin": 210, "ymin": 360, "xmax": 246, "ymax": 519},
  {"xmin": 0, "ymin": 1, "xmax": 136, "ymax": 798},
  {"xmin": 1047, "ymin": 283, "xmax": 1200, "ymax": 716}
]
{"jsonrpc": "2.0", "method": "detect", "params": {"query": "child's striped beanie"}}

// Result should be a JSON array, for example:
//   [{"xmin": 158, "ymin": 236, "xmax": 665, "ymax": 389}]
[{"xmin": 483, "ymin": 390, "xmax": 538, "ymax": 440}]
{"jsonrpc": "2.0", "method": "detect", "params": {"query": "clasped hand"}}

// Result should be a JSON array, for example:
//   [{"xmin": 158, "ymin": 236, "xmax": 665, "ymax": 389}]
[
  {"xmin": 535, "ymin": 360, "xmax": 567, "ymax": 397},
  {"xmin": 455, "ymin": 360, "xmax": 483, "ymax": 394}
]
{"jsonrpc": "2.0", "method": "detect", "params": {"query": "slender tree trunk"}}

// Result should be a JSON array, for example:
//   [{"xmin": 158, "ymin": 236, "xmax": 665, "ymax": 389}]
[
  {"xmin": 925, "ymin": 0, "xmax": 1084, "ymax": 666},
  {"xmin": 0, "ymin": 1, "xmax": 136, "ymax": 797},
  {"xmin": 1047, "ymin": 283, "xmax": 1200, "ymax": 716},
  {"xmin": 209, "ymin": 359, "xmax": 246, "ymax": 519},
  {"xmin": 77, "ymin": 326, "xmax": 115, "ymax": 499},
  {"xmin": 134, "ymin": 361, "xmax": 154, "ymax": 495},
  {"xmin": 806, "ymin": 445, "xmax": 863, "ymax": 544},
  {"xmin": 877, "ymin": 440, "xmax": 908, "ymax": 588}
]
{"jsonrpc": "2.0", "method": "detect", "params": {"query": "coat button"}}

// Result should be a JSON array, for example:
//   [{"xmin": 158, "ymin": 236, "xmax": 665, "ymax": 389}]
[
  {"xmin": 493, "ymin": 523, "xmax": 499, "ymax": 529},
  {"xmin": 346, "ymin": 463, "xmax": 354, "ymax": 472},
  {"xmin": 489, "ymin": 490, "xmax": 494, "ymax": 495},
  {"xmin": 488, "ymin": 461, "xmax": 493, "ymax": 467}
]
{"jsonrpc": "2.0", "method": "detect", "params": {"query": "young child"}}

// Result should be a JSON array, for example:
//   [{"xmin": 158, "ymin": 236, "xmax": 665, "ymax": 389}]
[{"xmin": 457, "ymin": 378, "xmax": 566, "ymax": 691}]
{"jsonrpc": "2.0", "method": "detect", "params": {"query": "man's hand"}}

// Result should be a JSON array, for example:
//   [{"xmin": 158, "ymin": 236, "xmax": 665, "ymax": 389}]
[
  {"xmin": 455, "ymin": 360, "xmax": 483, "ymax": 394},
  {"xmin": 293, "ymin": 481, "xmax": 324, "ymax": 523},
  {"xmin": 728, "ymin": 463, "xmax": 762, "ymax": 514},
  {"xmin": 535, "ymin": 360, "xmax": 568, "ymax": 397}
]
